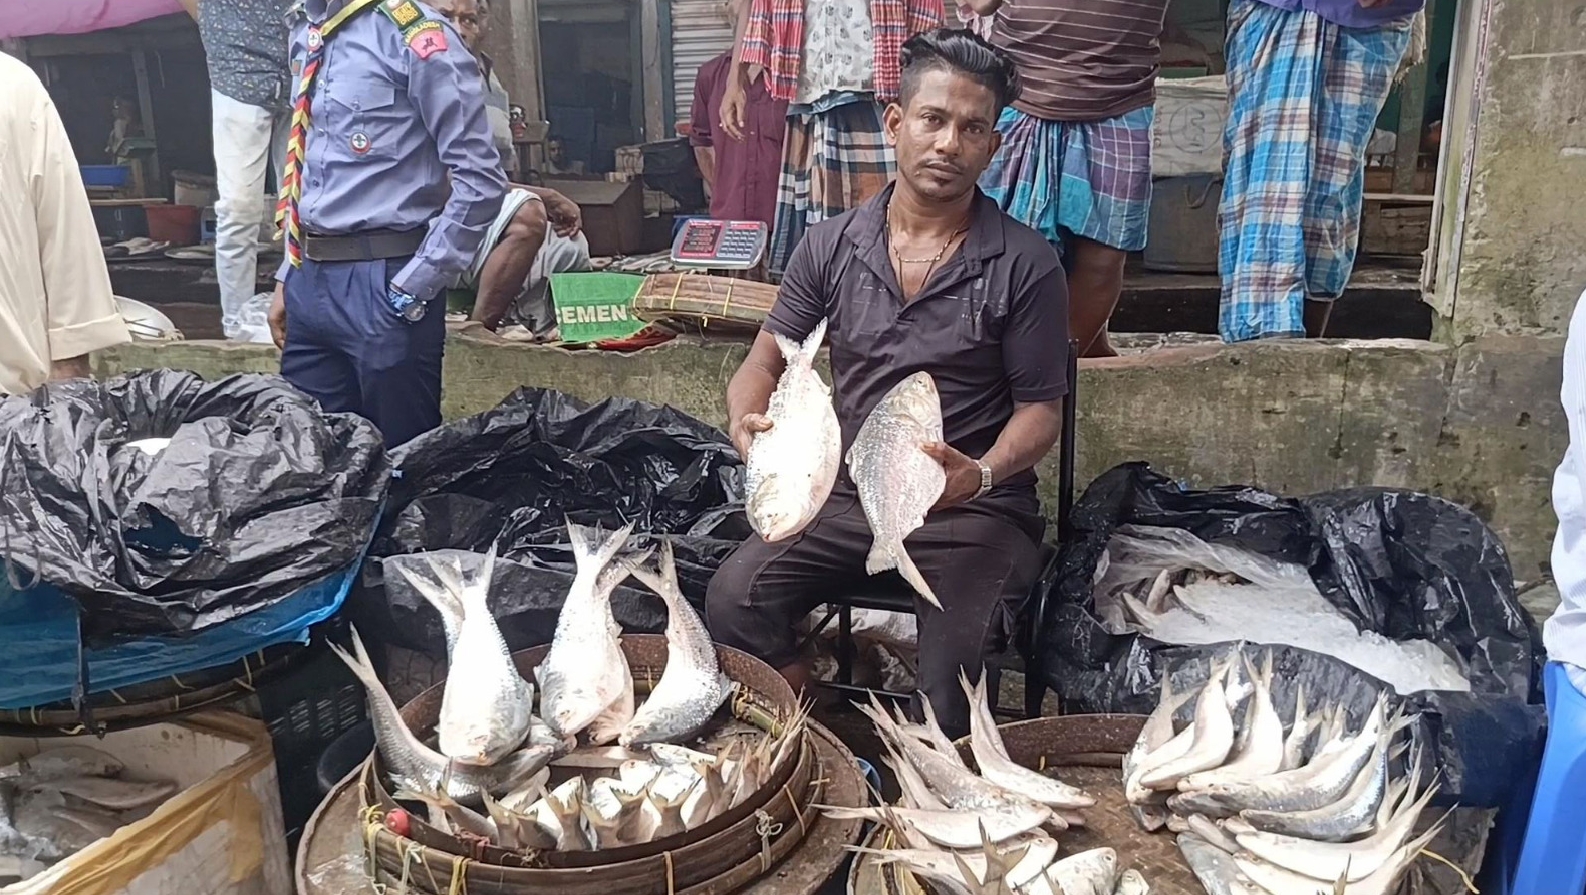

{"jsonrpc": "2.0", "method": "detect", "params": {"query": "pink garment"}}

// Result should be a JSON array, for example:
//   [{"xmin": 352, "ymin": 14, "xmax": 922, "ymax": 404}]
[{"xmin": 0, "ymin": 0, "xmax": 185, "ymax": 39}]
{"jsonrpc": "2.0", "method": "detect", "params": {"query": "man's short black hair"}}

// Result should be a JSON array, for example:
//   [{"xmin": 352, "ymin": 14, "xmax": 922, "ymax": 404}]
[{"xmin": 899, "ymin": 28, "xmax": 1022, "ymax": 113}]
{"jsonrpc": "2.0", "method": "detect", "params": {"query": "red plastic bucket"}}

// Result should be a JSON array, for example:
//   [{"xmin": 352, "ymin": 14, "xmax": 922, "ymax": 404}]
[{"xmin": 145, "ymin": 204, "xmax": 202, "ymax": 246}]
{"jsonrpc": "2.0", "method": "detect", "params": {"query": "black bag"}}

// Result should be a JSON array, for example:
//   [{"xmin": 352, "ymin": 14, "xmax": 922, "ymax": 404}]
[
  {"xmin": 1040, "ymin": 462, "xmax": 1545, "ymax": 807},
  {"xmin": 357, "ymin": 388, "xmax": 749, "ymax": 655},
  {"xmin": 0, "ymin": 371, "xmax": 390, "ymax": 639}
]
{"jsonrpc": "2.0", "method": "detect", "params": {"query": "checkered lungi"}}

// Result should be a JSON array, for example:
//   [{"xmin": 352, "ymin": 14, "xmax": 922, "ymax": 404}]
[
  {"xmin": 768, "ymin": 100, "xmax": 895, "ymax": 274},
  {"xmin": 979, "ymin": 106, "xmax": 1155, "ymax": 254},
  {"xmin": 1217, "ymin": 0, "xmax": 1412, "ymax": 342}
]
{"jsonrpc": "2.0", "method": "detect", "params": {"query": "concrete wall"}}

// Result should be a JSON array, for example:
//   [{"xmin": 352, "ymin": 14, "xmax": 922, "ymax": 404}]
[
  {"xmin": 96, "ymin": 332, "xmax": 1568, "ymax": 579},
  {"xmin": 1435, "ymin": 0, "xmax": 1586, "ymax": 338}
]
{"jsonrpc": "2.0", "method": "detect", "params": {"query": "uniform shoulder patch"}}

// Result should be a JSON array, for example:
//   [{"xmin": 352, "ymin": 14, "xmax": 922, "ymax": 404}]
[
  {"xmin": 404, "ymin": 20, "xmax": 449, "ymax": 59},
  {"xmin": 385, "ymin": 0, "xmax": 423, "ymax": 27},
  {"xmin": 377, "ymin": 0, "xmax": 451, "ymax": 60}
]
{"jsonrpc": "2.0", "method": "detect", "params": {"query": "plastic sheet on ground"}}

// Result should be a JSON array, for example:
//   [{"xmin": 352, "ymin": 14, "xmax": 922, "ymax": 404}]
[
  {"xmin": 356, "ymin": 388, "xmax": 749, "ymax": 655},
  {"xmin": 0, "ymin": 371, "xmax": 388, "ymax": 653},
  {"xmin": 1040, "ymin": 462, "xmax": 1545, "ymax": 808}
]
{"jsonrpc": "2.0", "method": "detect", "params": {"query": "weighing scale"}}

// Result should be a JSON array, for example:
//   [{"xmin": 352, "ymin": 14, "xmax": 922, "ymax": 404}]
[{"xmin": 670, "ymin": 219, "xmax": 769, "ymax": 270}]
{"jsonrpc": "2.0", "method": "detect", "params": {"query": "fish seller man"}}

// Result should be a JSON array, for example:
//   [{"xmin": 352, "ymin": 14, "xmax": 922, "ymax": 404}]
[
  {"xmin": 267, "ymin": 0, "xmax": 506, "ymax": 445},
  {"xmin": 428, "ymin": 0, "xmax": 593, "ymax": 338},
  {"xmin": 706, "ymin": 29, "xmax": 1070, "ymax": 739}
]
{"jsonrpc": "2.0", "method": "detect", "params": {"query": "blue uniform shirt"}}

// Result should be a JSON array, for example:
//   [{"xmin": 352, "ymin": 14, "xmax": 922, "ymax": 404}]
[{"xmin": 277, "ymin": 0, "xmax": 506, "ymax": 302}]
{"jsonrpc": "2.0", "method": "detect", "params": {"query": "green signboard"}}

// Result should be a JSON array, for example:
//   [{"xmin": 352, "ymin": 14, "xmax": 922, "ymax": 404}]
[{"xmin": 549, "ymin": 272, "xmax": 647, "ymax": 344}]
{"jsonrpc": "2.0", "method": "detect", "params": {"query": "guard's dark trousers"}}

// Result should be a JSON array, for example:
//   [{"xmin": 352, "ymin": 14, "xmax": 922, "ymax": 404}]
[{"xmin": 280, "ymin": 256, "xmax": 444, "ymax": 446}]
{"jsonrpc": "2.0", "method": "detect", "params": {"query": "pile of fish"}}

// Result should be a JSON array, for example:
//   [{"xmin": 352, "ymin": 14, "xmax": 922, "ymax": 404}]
[
  {"xmin": 0, "ymin": 745, "xmax": 178, "ymax": 882},
  {"xmin": 335, "ymin": 524, "xmax": 782, "ymax": 855},
  {"xmin": 828, "ymin": 674, "xmax": 1152, "ymax": 895},
  {"xmin": 1101, "ymin": 526, "xmax": 1470, "ymax": 694},
  {"xmin": 1123, "ymin": 649, "xmax": 1450, "ymax": 894},
  {"xmin": 744, "ymin": 328, "xmax": 946, "ymax": 608}
]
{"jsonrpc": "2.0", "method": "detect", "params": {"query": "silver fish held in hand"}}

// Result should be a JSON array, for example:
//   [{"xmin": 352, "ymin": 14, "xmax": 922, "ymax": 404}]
[
  {"xmin": 745, "ymin": 318, "xmax": 841, "ymax": 542},
  {"xmin": 847, "ymin": 371, "xmax": 947, "ymax": 608}
]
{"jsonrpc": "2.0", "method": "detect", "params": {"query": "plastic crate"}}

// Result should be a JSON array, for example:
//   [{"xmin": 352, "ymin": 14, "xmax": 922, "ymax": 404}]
[
  {"xmin": 256, "ymin": 624, "xmax": 368, "ymax": 846},
  {"xmin": 81, "ymin": 164, "xmax": 131, "ymax": 188}
]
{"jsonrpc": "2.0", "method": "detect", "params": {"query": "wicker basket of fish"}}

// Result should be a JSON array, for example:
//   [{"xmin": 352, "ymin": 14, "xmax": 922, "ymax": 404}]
[
  {"xmin": 633, "ymin": 272, "xmax": 778, "ymax": 334},
  {"xmin": 334, "ymin": 528, "xmax": 824, "ymax": 895},
  {"xmin": 839, "ymin": 673, "xmax": 1174, "ymax": 895},
  {"xmin": 1124, "ymin": 645, "xmax": 1450, "ymax": 895}
]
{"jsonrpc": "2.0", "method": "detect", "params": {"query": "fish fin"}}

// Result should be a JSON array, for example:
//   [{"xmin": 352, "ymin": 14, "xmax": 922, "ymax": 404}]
[
  {"xmin": 887, "ymin": 544, "xmax": 941, "ymax": 610},
  {"xmin": 464, "ymin": 542, "xmax": 499, "ymax": 615},
  {"xmin": 329, "ymin": 625, "xmax": 380, "ymax": 688},
  {"xmin": 1290, "ymin": 681, "xmax": 1308, "ymax": 731}
]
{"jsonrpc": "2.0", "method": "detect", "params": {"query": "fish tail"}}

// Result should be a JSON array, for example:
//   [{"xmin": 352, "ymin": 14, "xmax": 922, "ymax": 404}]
[
  {"xmin": 330, "ymin": 625, "xmax": 378, "ymax": 686},
  {"xmin": 628, "ymin": 540, "xmax": 682, "ymax": 609},
  {"xmin": 890, "ymin": 544, "xmax": 942, "ymax": 610},
  {"xmin": 395, "ymin": 560, "xmax": 465, "ymax": 630},
  {"xmin": 799, "ymin": 318, "xmax": 829, "ymax": 362},
  {"xmin": 568, "ymin": 518, "xmax": 636, "ymax": 575}
]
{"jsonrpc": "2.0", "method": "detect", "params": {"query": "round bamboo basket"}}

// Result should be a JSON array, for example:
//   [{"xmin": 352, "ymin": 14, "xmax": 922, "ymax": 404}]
[
  {"xmin": 297, "ymin": 717, "xmax": 869, "ymax": 895},
  {"xmin": 357, "ymin": 634, "xmax": 821, "ymax": 894}
]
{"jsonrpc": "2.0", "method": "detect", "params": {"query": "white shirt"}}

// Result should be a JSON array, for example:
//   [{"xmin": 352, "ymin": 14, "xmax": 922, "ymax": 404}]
[
  {"xmin": 795, "ymin": 0, "xmax": 875, "ymax": 106},
  {"xmin": 1545, "ymin": 287, "xmax": 1586, "ymax": 688},
  {"xmin": 0, "ymin": 53, "xmax": 129, "ymax": 395}
]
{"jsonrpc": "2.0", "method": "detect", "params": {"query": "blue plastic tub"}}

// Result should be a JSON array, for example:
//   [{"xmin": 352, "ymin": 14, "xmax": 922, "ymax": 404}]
[
  {"xmin": 80, "ymin": 165, "xmax": 131, "ymax": 188},
  {"xmin": 0, "ymin": 560, "xmax": 361, "ymax": 710}
]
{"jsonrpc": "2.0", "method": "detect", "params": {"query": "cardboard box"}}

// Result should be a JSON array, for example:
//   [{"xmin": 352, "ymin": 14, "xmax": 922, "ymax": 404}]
[
  {"xmin": 543, "ymin": 178, "xmax": 644, "ymax": 257},
  {"xmin": 1, "ymin": 712, "xmax": 290, "ymax": 895}
]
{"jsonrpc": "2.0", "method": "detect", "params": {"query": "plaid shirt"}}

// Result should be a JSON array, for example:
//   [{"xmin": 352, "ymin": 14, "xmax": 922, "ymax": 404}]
[{"xmin": 742, "ymin": 0, "xmax": 944, "ymax": 103}]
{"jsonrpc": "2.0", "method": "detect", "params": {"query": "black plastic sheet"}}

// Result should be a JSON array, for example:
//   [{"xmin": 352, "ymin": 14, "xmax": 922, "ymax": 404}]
[
  {"xmin": 358, "ymin": 388, "xmax": 749, "ymax": 655},
  {"xmin": 0, "ymin": 371, "xmax": 390, "ymax": 640},
  {"xmin": 1040, "ymin": 462, "xmax": 1545, "ymax": 807}
]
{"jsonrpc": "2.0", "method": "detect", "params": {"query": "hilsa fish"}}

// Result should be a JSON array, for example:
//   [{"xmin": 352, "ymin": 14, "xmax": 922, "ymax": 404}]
[
  {"xmin": 617, "ymin": 542, "xmax": 734, "ymax": 746},
  {"xmin": 847, "ymin": 371, "xmax": 947, "ymax": 609},
  {"xmin": 536, "ymin": 522, "xmax": 639, "ymax": 738},
  {"xmin": 745, "ymin": 318, "xmax": 841, "ymax": 541},
  {"xmin": 398, "ymin": 545, "xmax": 534, "ymax": 767}
]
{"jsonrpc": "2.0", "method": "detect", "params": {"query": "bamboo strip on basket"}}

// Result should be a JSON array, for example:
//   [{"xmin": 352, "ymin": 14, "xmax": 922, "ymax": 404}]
[
  {"xmin": 363, "ymin": 733, "xmax": 821, "ymax": 895},
  {"xmin": 634, "ymin": 272, "xmax": 779, "ymax": 333}
]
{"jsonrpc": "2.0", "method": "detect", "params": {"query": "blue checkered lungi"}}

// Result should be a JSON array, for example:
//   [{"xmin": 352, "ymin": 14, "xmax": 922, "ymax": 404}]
[
  {"xmin": 979, "ymin": 106, "xmax": 1155, "ymax": 253},
  {"xmin": 1217, "ymin": 0, "xmax": 1412, "ymax": 342}
]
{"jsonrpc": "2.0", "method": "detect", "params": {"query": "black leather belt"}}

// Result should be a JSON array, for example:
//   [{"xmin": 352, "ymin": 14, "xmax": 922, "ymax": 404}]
[{"xmin": 302, "ymin": 229, "xmax": 425, "ymax": 262}]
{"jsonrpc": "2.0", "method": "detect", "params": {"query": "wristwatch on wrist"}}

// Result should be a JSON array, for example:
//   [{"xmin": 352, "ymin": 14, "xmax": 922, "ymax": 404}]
[
  {"xmin": 386, "ymin": 284, "xmax": 426, "ymax": 322},
  {"xmin": 972, "ymin": 460, "xmax": 994, "ymax": 500}
]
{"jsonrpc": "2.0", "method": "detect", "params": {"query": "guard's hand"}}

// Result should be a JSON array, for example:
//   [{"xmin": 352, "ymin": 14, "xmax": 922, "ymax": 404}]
[
  {"xmin": 268, "ymin": 283, "xmax": 287, "ymax": 350},
  {"xmin": 729, "ymin": 412, "xmax": 773, "ymax": 460},
  {"xmin": 719, "ymin": 81, "xmax": 748, "ymax": 142},
  {"xmin": 542, "ymin": 190, "xmax": 582, "ymax": 238},
  {"xmin": 922, "ymin": 442, "xmax": 983, "ymax": 510}
]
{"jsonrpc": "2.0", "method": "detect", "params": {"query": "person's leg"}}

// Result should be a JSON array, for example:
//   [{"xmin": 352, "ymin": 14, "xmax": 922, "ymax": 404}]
[
  {"xmin": 1216, "ymin": 0, "xmax": 1325, "ymax": 342},
  {"xmin": 903, "ymin": 505, "xmax": 1043, "ymax": 740},
  {"xmin": 1059, "ymin": 108, "xmax": 1154, "ymax": 357},
  {"xmin": 830, "ymin": 101, "xmax": 895, "ymax": 214},
  {"xmin": 1065, "ymin": 238, "xmax": 1127, "ymax": 358},
  {"xmin": 705, "ymin": 492, "xmax": 873, "ymax": 693},
  {"xmin": 279, "ymin": 260, "xmax": 362, "ymax": 414},
  {"xmin": 211, "ymin": 92, "xmax": 275, "ymax": 339},
  {"xmin": 346, "ymin": 258, "xmax": 446, "ymax": 446},
  {"xmin": 1299, "ymin": 18, "xmax": 1413, "ymax": 338},
  {"xmin": 473, "ymin": 196, "xmax": 547, "ymax": 330},
  {"xmin": 768, "ymin": 114, "xmax": 812, "ymax": 276}
]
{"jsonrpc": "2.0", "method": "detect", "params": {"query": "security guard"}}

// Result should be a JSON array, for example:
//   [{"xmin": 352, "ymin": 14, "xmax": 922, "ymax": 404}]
[{"xmin": 269, "ymin": 0, "xmax": 506, "ymax": 445}]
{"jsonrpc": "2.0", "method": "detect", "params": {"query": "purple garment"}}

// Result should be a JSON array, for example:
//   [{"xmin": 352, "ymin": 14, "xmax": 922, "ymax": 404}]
[
  {"xmin": 1253, "ymin": 0, "xmax": 1422, "ymax": 28},
  {"xmin": 0, "ymin": 0, "xmax": 182, "ymax": 39},
  {"xmin": 276, "ymin": 0, "xmax": 506, "ymax": 301}
]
